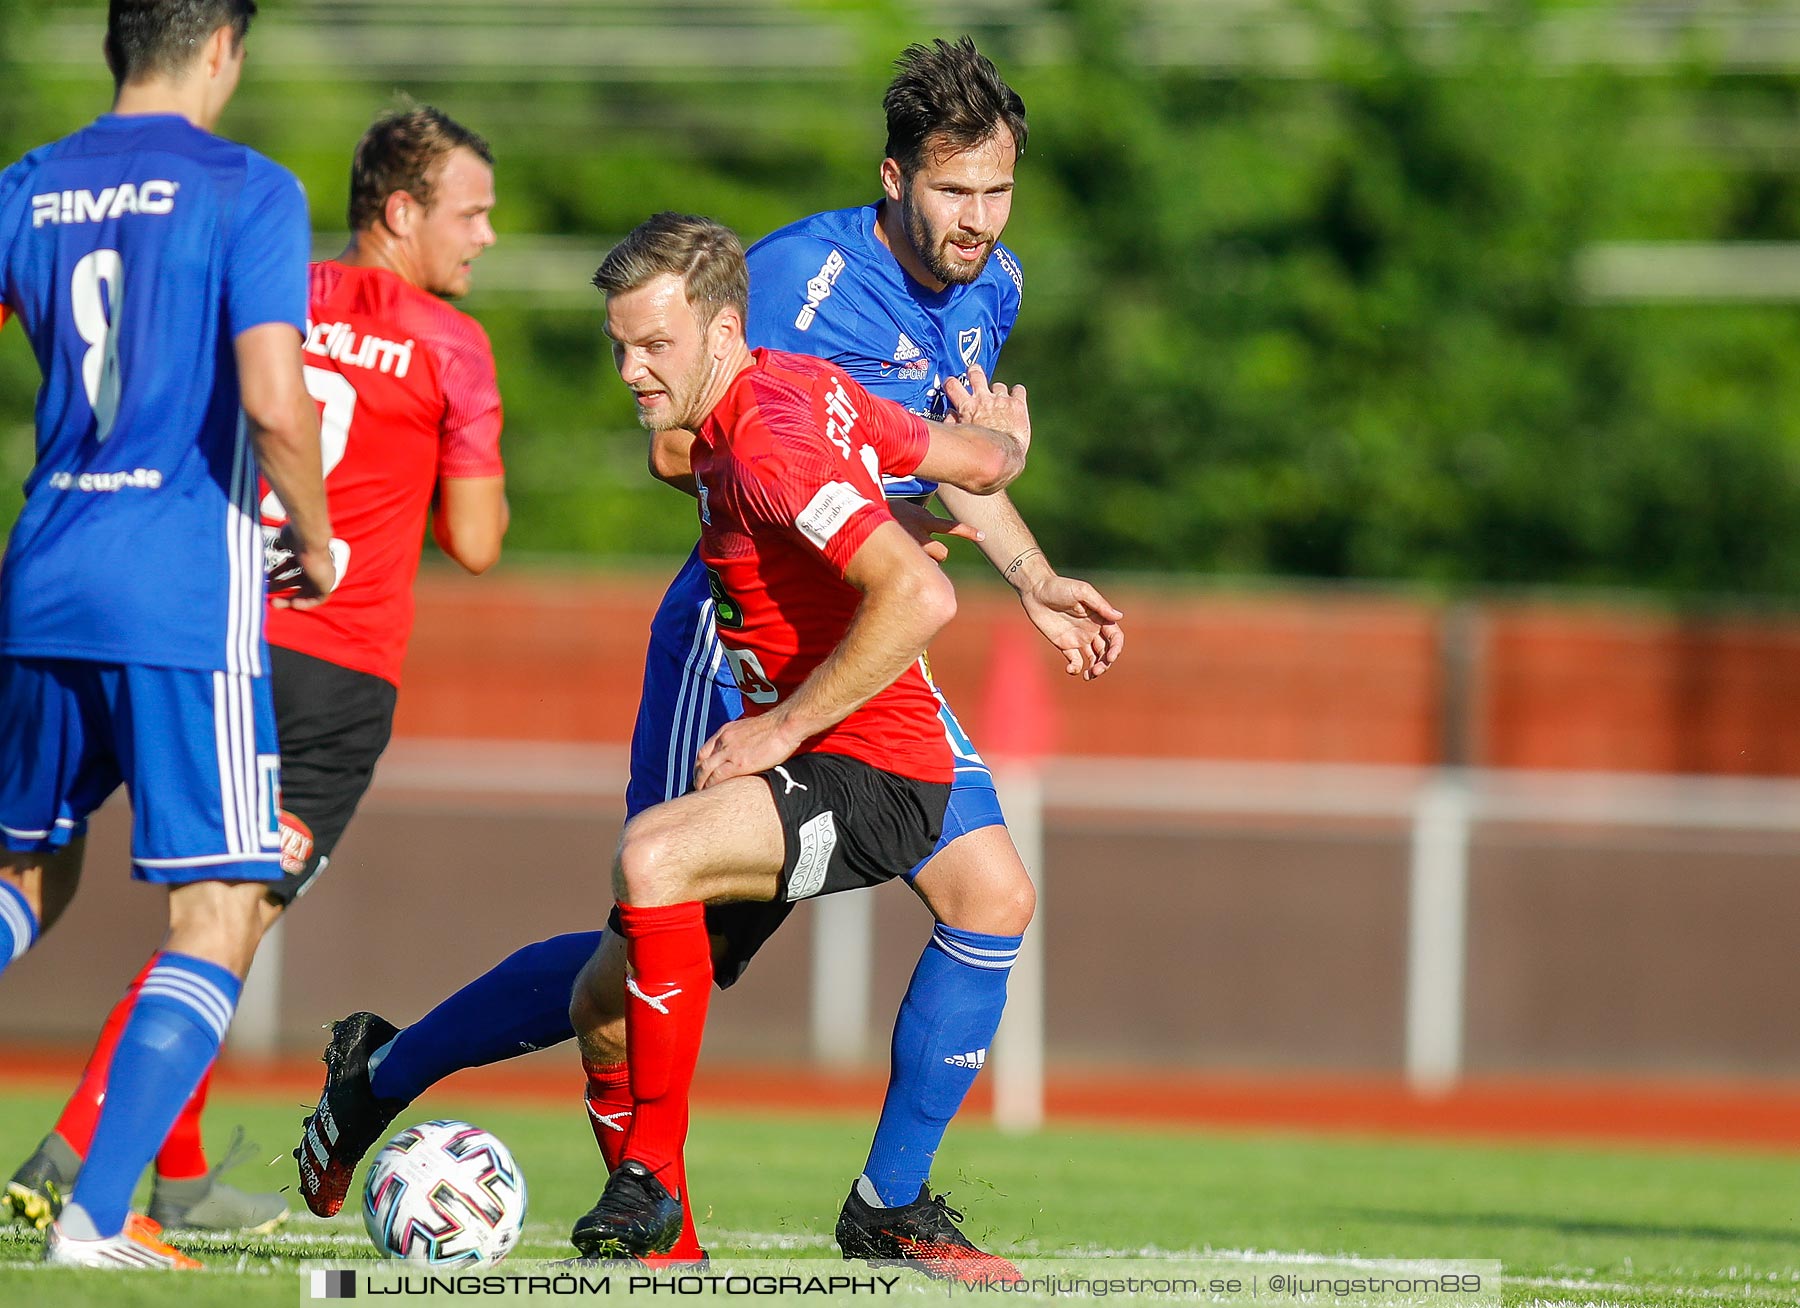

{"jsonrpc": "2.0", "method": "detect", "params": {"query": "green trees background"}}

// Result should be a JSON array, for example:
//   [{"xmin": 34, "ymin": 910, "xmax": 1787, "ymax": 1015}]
[{"xmin": 7, "ymin": 0, "xmax": 1800, "ymax": 596}]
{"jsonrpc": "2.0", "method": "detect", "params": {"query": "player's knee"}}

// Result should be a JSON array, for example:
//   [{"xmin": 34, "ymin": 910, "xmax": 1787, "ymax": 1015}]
[
  {"xmin": 172, "ymin": 886, "xmax": 259, "ymax": 936},
  {"xmin": 1001, "ymin": 872, "xmax": 1037, "ymax": 935},
  {"xmin": 935, "ymin": 862, "xmax": 1035, "ymax": 936},
  {"xmin": 2, "ymin": 842, "xmax": 84, "ymax": 937},
  {"xmin": 569, "ymin": 955, "xmax": 625, "ymax": 1034},
  {"xmin": 974, "ymin": 871, "xmax": 1034, "ymax": 936},
  {"xmin": 569, "ymin": 985, "xmax": 626, "ymax": 1055},
  {"xmin": 613, "ymin": 817, "xmax": 694, "ymax": 907},
  {"xmin": 166, "ymin": 880, "xmax": 266, "ymax": 977},
  {"xmin": 574, "ymin": 1013, "xmax": 627, "ymax": 1066},
  {"xmin": 569, "ymin": 946, "xmax": 628, "ymax": 1063},
  {"xmin": 0, "ymin": 860, "xmax": 43, "ymax": 920}
]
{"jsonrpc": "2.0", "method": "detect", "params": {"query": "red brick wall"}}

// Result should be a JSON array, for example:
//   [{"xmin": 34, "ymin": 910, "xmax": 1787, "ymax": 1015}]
[
  {"xmin": 394, "ymin": 569, "xmax": 1800, "ymax": 776},
  {"xmin": 1479, "ymin": 605, "xmax": 1800, "ymax": 774}
]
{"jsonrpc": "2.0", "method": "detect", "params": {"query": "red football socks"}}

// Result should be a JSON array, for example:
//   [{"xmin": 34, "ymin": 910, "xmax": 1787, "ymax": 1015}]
[
  {"xmin": 51, "ymin": 961, "xmax": 150, "ymax": 1155},
  {"xmin": 581, "ymin": 1056, "xmax": 635, "ymax": 1170},
  {"xmin": 614, "ymin": 902, "xmax": 712, "ymax": 1185},
  {"xmin": 155, "ymin": 1066, "xmax": 212, "ymax": 1180},
  {"xmin": 583, "ymin": 1055, "xmax": 703, "ymax": 1258},
  {"xmin": 52, "ymin": 957, "xmax": 213, "ymax": 1179}
]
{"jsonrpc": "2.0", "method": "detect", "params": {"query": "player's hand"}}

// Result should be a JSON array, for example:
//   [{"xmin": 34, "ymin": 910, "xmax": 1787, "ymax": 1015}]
[
  {"xmin": 694, "ymin": 713, "xmax": 805, "ymax": 791},
  {"xmin": 890, "ymin": 499, "xmax": 982, "ymax": 562},
  {"xmin": 945, "ymin": 364, "xmax": 1030, "ymax": 455},
  {"xmin": 265, "ymin": 524, "xmax": 337, "ymax": 610},
  {"xmin": 280, "ymin": 546, "xmax": 337, "ymax": 610},
  {"xmin": 1020, "ymin": 574, "xmax": 1125, "ymax": 680}
]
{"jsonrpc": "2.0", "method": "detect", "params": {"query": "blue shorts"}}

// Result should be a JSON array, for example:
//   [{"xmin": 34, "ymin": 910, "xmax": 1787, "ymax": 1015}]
[
  {"xmin": 627, "ymin": 546, "xmax": 1005, "ymax": 878},
  {"xmin": 0, "ymin": 656, "xmax": 284, "ymax": 883}
]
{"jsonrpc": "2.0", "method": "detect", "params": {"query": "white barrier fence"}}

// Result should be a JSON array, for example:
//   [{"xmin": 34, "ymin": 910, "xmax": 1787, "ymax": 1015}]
[
  {"xmin": 236, "ymin": 743, "xmax": 1800, "ymax": 1129},
  {"xmin": 805, "ymin": 756, "xmax": 1800, "ymax": 1129}
]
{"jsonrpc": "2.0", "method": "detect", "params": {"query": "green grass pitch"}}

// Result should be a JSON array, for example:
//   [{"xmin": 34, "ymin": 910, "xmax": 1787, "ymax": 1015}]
[{"xmin": 0, "ymin": 1084, "xmax": 1795, "ymax": 1305}]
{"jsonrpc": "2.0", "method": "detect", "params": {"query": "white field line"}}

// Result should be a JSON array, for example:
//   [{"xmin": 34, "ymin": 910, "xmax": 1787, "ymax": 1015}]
[
  {"xmin": 6, "ymin": 1224, "xmax": 1798, "ymax": 1305},
  {"xmin": 1511, "ymin": 1272, "xmax": 1790, "ymax": 1300}
]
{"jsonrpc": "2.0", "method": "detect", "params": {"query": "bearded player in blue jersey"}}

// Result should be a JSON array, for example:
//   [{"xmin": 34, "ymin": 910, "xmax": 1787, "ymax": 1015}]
[
  {"xmin": 0, "ymin": 0, "xmax": 332, "ymax": 1270},
  {"xmin": 296, "ymin": 39, "xmax": 1121, "ymax": 1280}
]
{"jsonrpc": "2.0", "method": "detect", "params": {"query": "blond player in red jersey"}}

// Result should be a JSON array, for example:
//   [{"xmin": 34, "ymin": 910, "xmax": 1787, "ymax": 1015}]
[
  {"xmin": 570, "ymin": 212, "xmax": 1030, "ymax": 1264},
  {"xmin": 4, "ymin": 106, "xmax": 508, "ymax": 1240}
]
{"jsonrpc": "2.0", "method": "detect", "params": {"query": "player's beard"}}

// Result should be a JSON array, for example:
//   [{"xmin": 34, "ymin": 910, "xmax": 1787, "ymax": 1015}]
[
  {"xmin": 903, "ymin": 193, "xmax": 995, "ymax": 287},
  {"xmin": 641, "ymin": 352, "xmax": 724, "ymax": 432}
]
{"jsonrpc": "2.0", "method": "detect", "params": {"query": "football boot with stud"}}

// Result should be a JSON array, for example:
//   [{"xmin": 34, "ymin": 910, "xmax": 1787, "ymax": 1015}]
[
  {"xmin": 294, "ymin": 1012, "xmax": 410, "ymax": 1218},
  {"xmin": 569, "ymin": 1160, "xmax": 684, "ymax": 1260},
  {"xmin": 835, "ymin": 1179, "xmax": 1024, "ymax": 1285}
]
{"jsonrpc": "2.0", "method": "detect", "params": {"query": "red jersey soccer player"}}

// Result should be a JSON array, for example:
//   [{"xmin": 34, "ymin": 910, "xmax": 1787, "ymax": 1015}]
[
  {"xmin": 4, "ymin": 107, "xmax": 508, "ymax": 1239},
  {"xmin": 570, "ymin": 213, "xmax": 1029, "ymax": 1260}
]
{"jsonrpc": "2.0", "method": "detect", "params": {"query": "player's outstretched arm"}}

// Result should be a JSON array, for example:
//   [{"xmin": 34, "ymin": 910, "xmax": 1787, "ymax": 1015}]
[
  {"xmin": 238, "ymin": 323, "xmax": 334, "ymax": 605},
  {"xmin": 936, "ymin": 484, "xmax": 1125, "ymax": 680},
  {"xmin": 433, "ymin": 475, "xmax": 510, "ymax": 574},
  {"xmin": 693, "ymin": 520, "xmax": 956, "ymax": 789}
]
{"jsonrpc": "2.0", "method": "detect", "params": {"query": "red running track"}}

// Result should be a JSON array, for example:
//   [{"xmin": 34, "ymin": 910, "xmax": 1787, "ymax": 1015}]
[{"xmin": 3, "ymin": 1048, "xmax": 1797, "ymax": 1154}]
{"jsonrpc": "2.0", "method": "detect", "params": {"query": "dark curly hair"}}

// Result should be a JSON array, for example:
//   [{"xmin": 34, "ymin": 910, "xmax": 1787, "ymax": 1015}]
[{"xmin": 883, "ymin": 36, "xmax": 1027, "ymax": 175}]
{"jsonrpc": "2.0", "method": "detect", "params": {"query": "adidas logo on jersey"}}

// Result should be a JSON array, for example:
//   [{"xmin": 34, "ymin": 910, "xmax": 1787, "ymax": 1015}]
[
  {"xmin": 943, "ymin": 1049, "xmax": 987, "ymax": 1070},
  {"xmin": 893, "ymin": 333, "xmax": 922, "ymax": 363},
  {"xmin": 32, "ymin": 181, "xmax": 178, "ymax": 228}
]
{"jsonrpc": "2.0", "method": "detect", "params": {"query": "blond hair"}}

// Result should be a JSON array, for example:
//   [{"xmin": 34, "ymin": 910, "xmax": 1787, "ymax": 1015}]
[{"xmin": 592, "ymin": 213, "xmax": 748, "ymax": 326}]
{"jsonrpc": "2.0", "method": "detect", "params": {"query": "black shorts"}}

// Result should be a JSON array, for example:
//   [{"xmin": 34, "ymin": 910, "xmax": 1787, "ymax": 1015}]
[
  {"xmin": 267, "ymin": 645, "xmax": 398, "ymax": 906},
  {"xmin": 758, "ymin": 752, "xmax": 950, "ymax": 903},
  {"xmin": 608, "ymin": 752, "xmax": 950, "ymax": 989}
]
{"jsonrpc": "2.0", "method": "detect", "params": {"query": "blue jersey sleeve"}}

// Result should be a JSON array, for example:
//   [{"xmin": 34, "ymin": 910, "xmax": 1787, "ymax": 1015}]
[
  {"xmin": 989, "ymin": 242, "xmax": 1025, "ymax": 363},
  {"xmin": 0, "ymin": 160, "xmax": 24, "ymax": 316},
  {"xmin": 223, "ymin": 155, "xmax": 308, "ymax": 339},
  {"xmin": 746, "ymin": 233, "xmax": 868, "ymax": 360}
]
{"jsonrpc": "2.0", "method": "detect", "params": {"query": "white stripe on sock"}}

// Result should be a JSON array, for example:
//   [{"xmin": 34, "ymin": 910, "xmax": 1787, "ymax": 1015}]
[
  {"xmin": 149, "ymin": 971, "xmax": 235, "ymax": 1043},
  {"xmin": 139, "ymin": 967, "xmax": 236, "ymax": 1042},
  {"xmin": 932, "ymin": 929, "xmax": 1020, "ymax": 959},
  {"xmin": 0, "ymin": 885, "xmax": 34, "ymax": 962},
  {"xmin": 931, "ymin": 935, "xmax": 1018, "ymax": 971},
  {"xmin": 138, "ymin": 980, "xmax": 232, "ymax": 1042},
  {"xmin": 932, "ymin": 928, "xmax": 1020, "ymax": 965}
]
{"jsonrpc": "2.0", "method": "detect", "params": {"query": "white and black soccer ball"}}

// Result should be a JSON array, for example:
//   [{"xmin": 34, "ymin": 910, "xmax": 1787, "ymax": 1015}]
[{"xmin": 362, "ymin": 1120, "xmax": 527, "ymax": 1266}]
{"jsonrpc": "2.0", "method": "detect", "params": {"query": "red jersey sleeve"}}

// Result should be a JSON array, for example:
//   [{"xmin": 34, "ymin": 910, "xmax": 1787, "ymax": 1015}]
[
  {"xmin": 830, "ymin": 371, "xmax": 930, "ymax": 478},
  {"xmin": 432, "ymin": 315, "xmax": 504, "ymax": 479},
  {"xmin": 736, "ymin": 388, "xmax": 897, "ymax": 579}
]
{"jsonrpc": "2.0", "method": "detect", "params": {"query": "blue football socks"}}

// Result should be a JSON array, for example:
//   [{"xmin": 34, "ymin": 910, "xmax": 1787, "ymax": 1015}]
[
  {"xmin": 62, "ymin": 952, "xmax": 239, "ymax": 1238},
  {"xmin": 0, "ymin": 880, "xmax": 38, "ymax": 980},
  {"xmin": 368, "ymin": 931, "xmax": 599, "ymax": 1104},
  {"xmin": 861, "ymin": 924, "xmax": 1021, "ymax": 1207}
]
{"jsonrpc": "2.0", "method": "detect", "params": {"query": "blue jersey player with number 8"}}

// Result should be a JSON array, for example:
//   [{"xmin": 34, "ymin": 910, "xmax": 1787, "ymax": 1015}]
[
  {"xmin": 294, "ymin": 39, "xmax": 1124, "ymax": 1280},
  {"xmin": 0, "ymin": 0, "xmax": 333, "ymax": 1271}
]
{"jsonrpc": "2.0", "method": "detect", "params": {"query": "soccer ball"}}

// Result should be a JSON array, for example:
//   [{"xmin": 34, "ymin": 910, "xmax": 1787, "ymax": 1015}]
[{"xmin": 362, "ymin": 1120, "xmax": 527, "ymax": 1265}]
